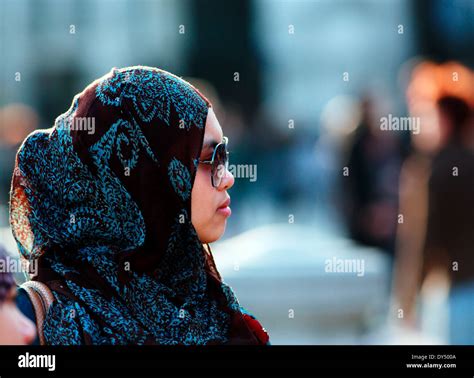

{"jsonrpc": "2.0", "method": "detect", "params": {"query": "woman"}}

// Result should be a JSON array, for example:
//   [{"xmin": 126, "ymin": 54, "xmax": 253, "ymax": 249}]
[
  {"xmin": 0, "ymin": 245, "xmax": 36, "ymax": 345},
  {"xmin": 10, "ymin": 66, "xmax": 269, "ymax": 345}
]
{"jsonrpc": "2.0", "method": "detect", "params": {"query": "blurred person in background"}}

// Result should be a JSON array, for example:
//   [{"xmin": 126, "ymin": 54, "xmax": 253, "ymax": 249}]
[
  {"xmin": 343, "ymin": 96, "xmax": 404, "ymax": 261},
  {"xmin": 0, "ymin": 244, "xmax": 36, "ymax": 345},
  {"xmin": 393, "ymin": 61, "xmax": 474, "ymax": 344},
  {"xmin": 421, "ymin": 96, "xmax": 474, "ymax": 344},
  {"xmin": 392, "ymin": 114, "xmax": 445, "ymax": 333},
  {"xmin": 9, "ymin": 66, "xmax": 269, "ymax": 345},
  {"xmin": 392, "ymin": 62, "xmax": 454, "ymax": 331}
]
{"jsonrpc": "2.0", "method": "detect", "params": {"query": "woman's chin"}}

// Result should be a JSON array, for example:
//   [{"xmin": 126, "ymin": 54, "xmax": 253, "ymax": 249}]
[{"xmin": 199, "ymin": 224, "xmax": 226, "ymax": 244}]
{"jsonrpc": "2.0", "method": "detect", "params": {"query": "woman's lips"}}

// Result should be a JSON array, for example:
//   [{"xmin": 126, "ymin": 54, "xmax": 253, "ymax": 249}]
[
  {"xmin": 217, "ymin": 198, "xmax": 231, "ymax": 217},
  {"xmin": 217, "ymin": 206, "xmax": 231, "ymax": 217}
]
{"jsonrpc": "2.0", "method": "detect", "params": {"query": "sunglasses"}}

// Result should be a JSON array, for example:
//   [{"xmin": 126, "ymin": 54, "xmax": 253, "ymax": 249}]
[{"xmin": 199, "ymin": 136, "xmax": 229, "ymax": 188}]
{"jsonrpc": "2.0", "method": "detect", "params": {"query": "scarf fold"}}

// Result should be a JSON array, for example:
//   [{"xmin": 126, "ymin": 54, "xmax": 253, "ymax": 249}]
[{"xmin": 10, "ymin": 66, "xmax": 268, "ymax": 345}]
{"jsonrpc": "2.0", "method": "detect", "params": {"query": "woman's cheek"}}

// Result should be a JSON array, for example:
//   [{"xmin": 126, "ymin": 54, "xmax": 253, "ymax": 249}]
[{"xmin": 191, "ymin": 170, "xmax": 211, "ymax": 233}]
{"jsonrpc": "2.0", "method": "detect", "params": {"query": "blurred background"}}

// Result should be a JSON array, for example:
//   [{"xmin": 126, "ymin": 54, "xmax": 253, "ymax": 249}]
[{"xmin": 1, "ymin": 0, "xmax": 473, "ymax": 344}]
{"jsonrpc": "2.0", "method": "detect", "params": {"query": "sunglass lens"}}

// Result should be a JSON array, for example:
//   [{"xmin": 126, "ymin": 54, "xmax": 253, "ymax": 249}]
[{"xmin": 213, "ymin": 143, "xmax": 228, "ymax": 187}]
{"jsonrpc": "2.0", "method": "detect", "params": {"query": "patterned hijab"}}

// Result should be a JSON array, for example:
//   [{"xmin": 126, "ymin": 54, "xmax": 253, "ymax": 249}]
[{"xmin": 9, "ymin": 66, "xmax": 268, "ymax": 345}]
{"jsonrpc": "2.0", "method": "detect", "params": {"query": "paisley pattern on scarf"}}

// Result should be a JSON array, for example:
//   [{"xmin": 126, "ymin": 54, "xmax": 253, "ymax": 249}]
[
  {"xmin": 96, "ymin": 67, "xmax": 207, "ymax": 129},
  {"xmin": 168, "ymin": 158, "xmax": 192, "ymax": 201},
  {"xmin": 10, "ymin": 66, "xmax": 268, "ymax": 345},
  {"xmin": 12, "ymin": 99, "xmax": 146, "ymax": 260}
]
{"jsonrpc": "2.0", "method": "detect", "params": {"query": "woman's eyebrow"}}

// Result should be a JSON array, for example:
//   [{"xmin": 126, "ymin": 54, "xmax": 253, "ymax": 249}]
[{"xmin": 201, "ymin": 139, "xmax": 219, "ymax": 152}]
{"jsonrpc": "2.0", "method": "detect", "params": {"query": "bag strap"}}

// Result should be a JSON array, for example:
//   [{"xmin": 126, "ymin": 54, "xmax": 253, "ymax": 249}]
[{"xmin": 20, "ymin": 281, "xmax": 55, "ymax": 345}]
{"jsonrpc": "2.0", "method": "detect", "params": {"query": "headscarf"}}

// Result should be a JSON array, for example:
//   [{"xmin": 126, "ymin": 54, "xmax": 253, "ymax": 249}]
[
  {"xmin": 9, "ymin": 66, "xmax": 269, "ymax": 345},
  {"xmin": 0, "ymin": 245, "xmax": 15, "ymax": 304}
]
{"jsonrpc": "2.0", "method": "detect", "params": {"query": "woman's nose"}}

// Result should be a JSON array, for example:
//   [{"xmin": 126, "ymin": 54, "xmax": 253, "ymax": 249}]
[{"xmin": 219, "ymin": 168, "xmax": 234, "ymax": 191}]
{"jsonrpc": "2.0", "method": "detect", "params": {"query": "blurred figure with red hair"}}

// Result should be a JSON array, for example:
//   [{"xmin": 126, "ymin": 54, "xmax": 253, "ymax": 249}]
[
  {"xmin": 393, "ymin": 60, "xmax": 474, "ymax": 344},
  {"xmin": 422, "ymin": 95, "xmax": 474, "ymax": 344}
]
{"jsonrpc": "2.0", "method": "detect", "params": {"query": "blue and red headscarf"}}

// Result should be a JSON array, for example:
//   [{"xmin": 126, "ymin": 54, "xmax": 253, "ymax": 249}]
[{"xmin": 9, "ymin": 66, "xmax": 269, "ymax": 345}]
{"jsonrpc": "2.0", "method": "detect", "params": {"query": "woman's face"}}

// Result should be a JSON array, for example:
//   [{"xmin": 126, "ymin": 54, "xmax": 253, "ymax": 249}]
[
  {"xmin": 0, "ymin": 287, "xmax": 36, "ymax": 345},
  {"xmin": 191, "ymin": 107, "xmax": 235, "ymax": 244}
]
